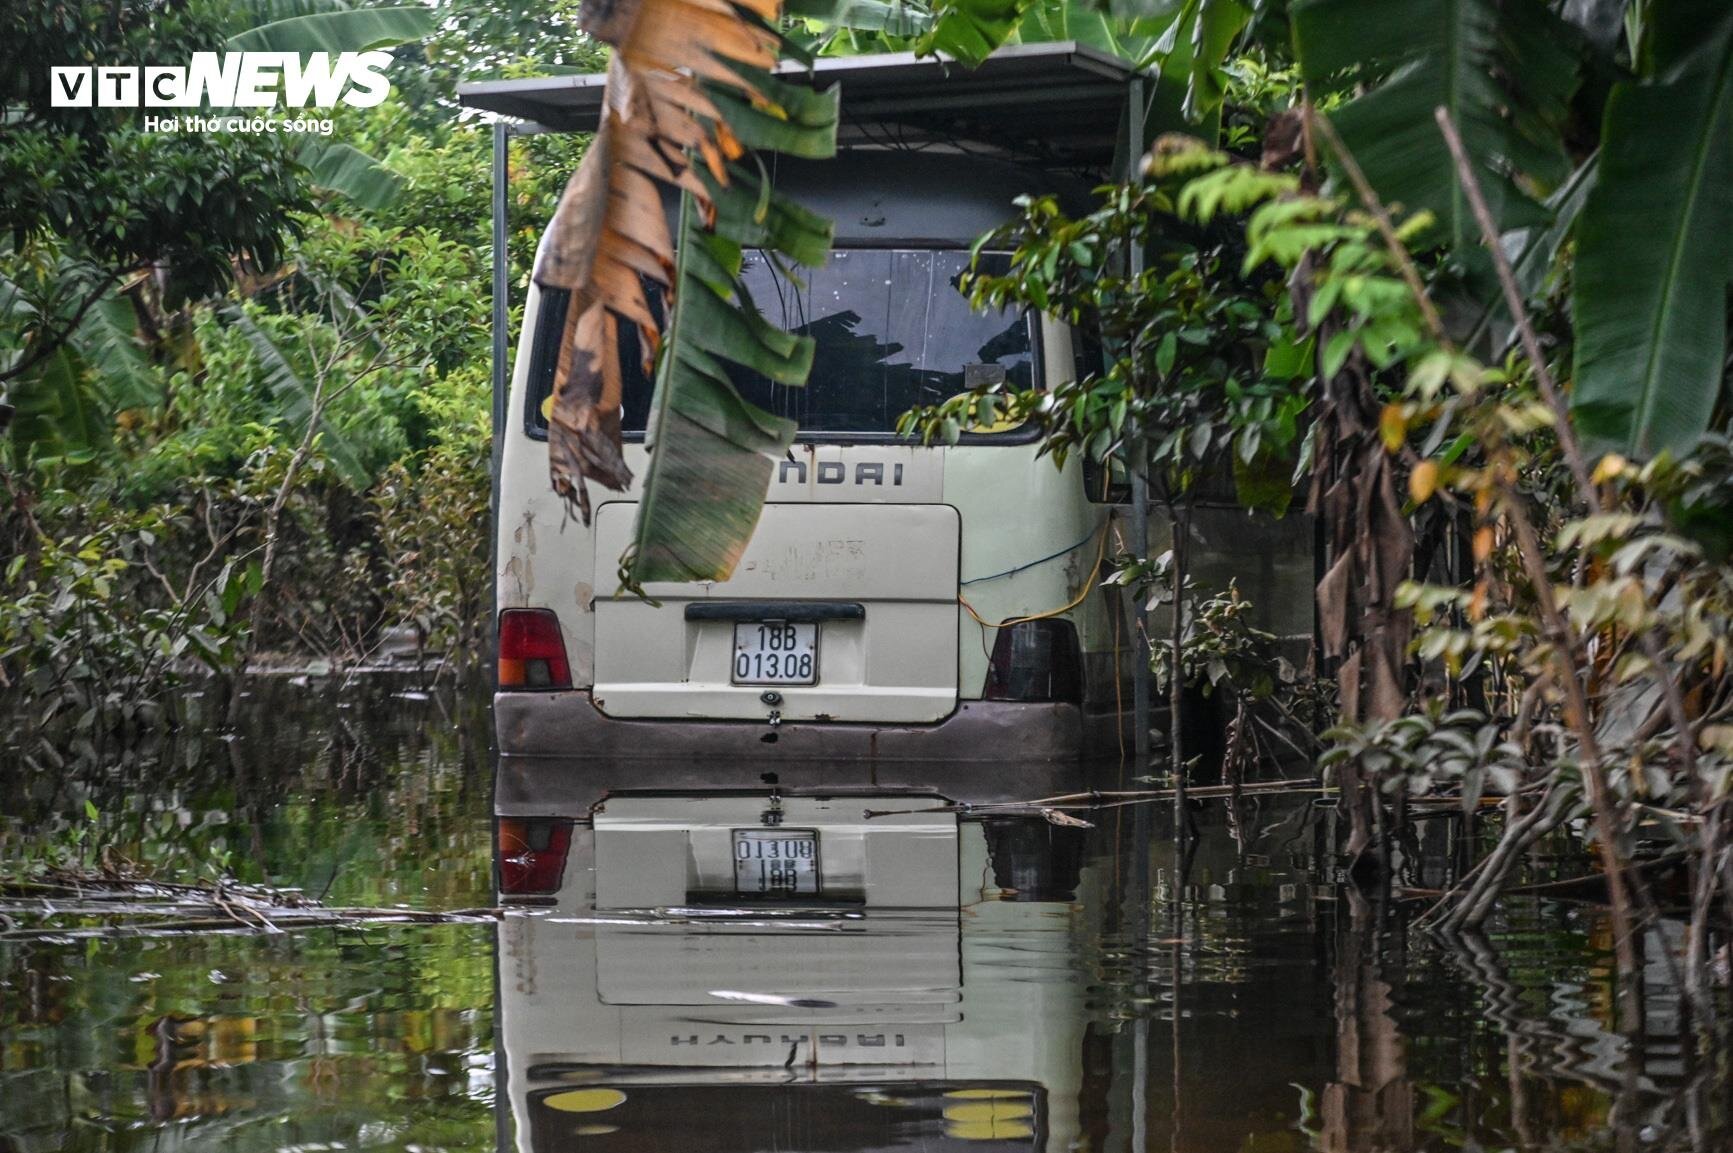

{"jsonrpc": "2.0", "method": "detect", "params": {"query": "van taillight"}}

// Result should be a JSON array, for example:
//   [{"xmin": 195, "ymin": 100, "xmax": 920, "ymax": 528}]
[
  {"xmin": 984, "ymin": 619, "xmax": 1083, "ymax": 703},
  {"xmin": 497, "ymin": 818, "xmax": 573, "ymax": 895},
  {"xmin": 498, "ymin": 608, "xmax": 571, "ymax": 688}
]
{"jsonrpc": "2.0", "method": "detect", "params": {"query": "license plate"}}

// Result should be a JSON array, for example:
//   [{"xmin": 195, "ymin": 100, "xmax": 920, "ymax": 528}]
[
  {"xmin": 732, "ymin": 829, "xmax": 820, "ymax": 896},
  {"xmin": 731, "ymin": 621, "xmax": 818, "ymax": 685}
]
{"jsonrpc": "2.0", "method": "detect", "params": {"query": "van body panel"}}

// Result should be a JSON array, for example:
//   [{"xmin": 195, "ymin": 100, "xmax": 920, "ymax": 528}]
[
  {"xmin": 591, "ymin": 502, "xmax": 960, "ymax": 722},
  {"xmin": 765, "ymin": 444, "xmax": 945, "ymax": 503},
  {"xmin": 942, "ymin": 438, "xmax": 1117, "ymax": 711},
  {"xmin": 492, "ymin": 289, "xmax": 1148, "ymax": 759},
  {"xmin": 496, "ymin": 288, "xmax": 602, "ymax": 684}
]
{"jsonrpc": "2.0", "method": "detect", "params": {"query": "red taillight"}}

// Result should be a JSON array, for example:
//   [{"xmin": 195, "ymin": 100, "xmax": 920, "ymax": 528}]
[
  {"xmin": 497, "ymin": 818, "xmax": 573, "ymax": 895},
  {"xmin": 498, "ymin": 608, "xmax": 571, "ymax": 688},
  {"xmin": 984, "ymin": 619, "xmax": 1083, "ymax": 703}
]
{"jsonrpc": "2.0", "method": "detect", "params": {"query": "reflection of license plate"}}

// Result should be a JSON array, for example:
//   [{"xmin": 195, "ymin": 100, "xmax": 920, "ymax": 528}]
[
  {"xmin": 731, "ymin": 622, "xmax": 818, "ymax": 685},
  {"xmin": 732, "ymin": 829, "xmax": 820, "ymax": 895}
]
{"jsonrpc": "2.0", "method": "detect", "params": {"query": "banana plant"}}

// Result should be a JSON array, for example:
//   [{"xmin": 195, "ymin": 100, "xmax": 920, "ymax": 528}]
[
  {"xmin": 1288, "ymin": 0, "xmax": 1732, "ymax": 459},
  {"xmin": 1291, "ymin": 0, "xmax": 1579, "ymax": 248},
  {"xmin": 0, "ymin": 253, "xmax": 158, "ymax": 461},
  {"xmin": 530, "ymin": 0, "xmax": 838, "ymax": 585},
  {"xmin": 224, "ymin": 1, "xmax": 438, "ymax": 211},
  {"xmin": 1571, "ymin": 0, "xmax": 1733, "ymax": 458}
]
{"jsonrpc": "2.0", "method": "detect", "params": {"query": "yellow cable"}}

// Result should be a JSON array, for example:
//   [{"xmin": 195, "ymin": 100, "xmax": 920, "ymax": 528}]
[{"xmin": 958, "ymin": 516, "xmax": 1113, "ymax": 629}]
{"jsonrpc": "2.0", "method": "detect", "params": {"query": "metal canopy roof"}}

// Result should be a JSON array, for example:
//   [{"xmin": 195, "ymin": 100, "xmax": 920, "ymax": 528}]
[{"xmin": 457, "ymin": 41, "xmax": 1144, "ymax": 172}]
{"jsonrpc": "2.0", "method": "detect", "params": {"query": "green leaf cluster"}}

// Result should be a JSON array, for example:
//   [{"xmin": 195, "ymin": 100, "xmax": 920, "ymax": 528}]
[{"xmin": 622, "ymin": 69, "xmax": 840, "ymax": 586}]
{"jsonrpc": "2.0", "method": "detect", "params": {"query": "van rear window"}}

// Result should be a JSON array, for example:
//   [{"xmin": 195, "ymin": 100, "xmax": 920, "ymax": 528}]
[{"xmin": 525, "ymin": 249, "xmax": 1032, "ymax": 439}]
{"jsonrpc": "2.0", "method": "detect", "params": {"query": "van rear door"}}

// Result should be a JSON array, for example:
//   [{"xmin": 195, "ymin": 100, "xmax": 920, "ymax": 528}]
[
  {"xmin": 550, "ymin": 245, "xmax": 1035, "ymax": 725},
  {"xmin": 591, "ymin": 500, "xmax": 959, "ymax": 723}
]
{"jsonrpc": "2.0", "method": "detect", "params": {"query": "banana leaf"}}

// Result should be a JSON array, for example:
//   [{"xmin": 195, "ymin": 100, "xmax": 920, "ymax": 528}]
[
  {"xmin": 6, "ymin": 350, "xmax": 101, "ymax": 460},
  {"xmin": 225, "ymin": 5, "xmax": 435, "ymax": 52},
  {"xmin": 918, "ymin": 0, "xmax": 1033, "ymax": 65},
  {"xmin": 228, "ymin": 308, "xmax": 373, "ymax": 489},
  {"xmin": 1571, "ymin": 6, "xmax": 1733, "ymax": 458},
  {"xmin": 294, "ymin": 137, "xmax": 404, "ymax": 211},
  {"xmin": 69, "ymin": 292, "xmax": 160, "ymax": 412},
  {"xmin": 625, "ymin": 194, "xmax": 811, "ymax": 586},
  {"xmin": 1293, "ymin": 0, "xmax": 1580, "ymax": 247},
  {"xmin": 1016, "ymin": 0, "xmax": 1170, "ymax": 70},
  {"xmin": 531, "ymin": 0, "xmax": 840, "ymax": 586}
]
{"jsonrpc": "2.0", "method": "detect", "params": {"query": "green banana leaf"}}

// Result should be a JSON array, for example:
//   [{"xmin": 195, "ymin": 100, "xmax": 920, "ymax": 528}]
[
  {"xmin": 226, "ymin": 0, "xmax": 359, "ymax": 26},
  {"xmin": 1150, "ymin": 0, "xmax": 1249, "ymax": 123},
  {"xmin": 625, "ymin": 186, "xmax": 826, "ymax": 586},
  {"xmin": 1015, "ymin": 0, "xmax": 1169, "ymax": 70},
  {"xmin": 225, "ymin": 5, "xmax": 435, "ymax": 53},
  {"xmin": 918, "ymin": 0, "xmax": 1034, "ymax": 66},
  {"xmin": 7, "ymin": 350, "xmax": 102, "ymax": 460},
  {"xmin": 69, "ymin": 292, "xmax": 161, "ymax": 412},
  {"xmin": 1292, "ymin": 0, "xmax": 1579, "ymax": 247},
  {"xmin": 622, "ymin": 76, "xmax": 839, "ymax": 587},
  {"xmin": 788, "ymin": 0, "xmax": 933, "ymax": 35},
  {"xmin": 228, "ymin": 308, "xmax": 373, "ymax": 490},
  {"xmin": 2, "ymin": 264, "xmax": 157, "ymax": 458},
  {"xmin": 219, "ymin": 5, "xmax": 428, "ymax": 209},
  {"xmin": 1462, "ymin": 151, "xmax": 1598, "ymax": 351},
  {"xmin": 294, "ymin": 137, "xmax": 404, "ymax": 211},
  {"xmin": 1571, "ymin": 5, "xmax": 1733, "ymax": 459}
]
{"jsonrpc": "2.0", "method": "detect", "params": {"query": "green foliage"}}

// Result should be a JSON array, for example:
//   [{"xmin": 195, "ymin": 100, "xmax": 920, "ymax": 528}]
[
  {"xmin": 291, "ymin": 136, "xmax": 408, "ymax": 211},
  {"xmin": 421, "ymin": 0, "xmax": 600, "ymax": 80},
  {"xmin": 373, "ymin": 368, "xmax": 493, "ymax": 666},
  {"xmin": 1282, "ymin": 0, "xmax": 1733, "ymax": 461},
  {"xmin": 918, "ymin": 0, "xmax": 1033, "ymax": 65},
  {"xmin": 901, "ymin": 150, "xmax": 1307, "ymax": 512},
  {"xmin": 0, "ymin": 2, "xmax": 310, "ymax": 305},
  {"xmin": 1013, "ymin": 0, "xmax": 1165, "ymax": 66},
  {"xmin": 1570, "ymin": 1, "xmax": 1733, "ymax": 459},
  {"xmin": 1153, "ymin": 0, "xmax": 1253, "ymax": 123},
  {"xmin": 224, "ymin": 4, "xmax": 436, "ymax": 52},
  {"xmin": 1, "ymin": 10, "xmax": 584, "ymax": 728},
  {"xmin": 622, "ymin": 76, "xmax": 840, "ymax": 586},
  {"xmin": 1151, "ymin": 581, "xmax": 1292, "ymax": 699},
  {"xmin": 1292, "ymin": 0, "xmax": 1579, "ymax": 247},
  {"xmin": 1320, "ymin": 704, "xmax": 1536, "ymax": 807},
  {"xmin": 0, "ymin": 522, "xmax": 254, "ymax": 734}
]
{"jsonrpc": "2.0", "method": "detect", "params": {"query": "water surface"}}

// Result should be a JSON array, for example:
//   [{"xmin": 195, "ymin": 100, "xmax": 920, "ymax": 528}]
[{"xmin": 1, "ymin": 683, "xmax": 1722, "ymax": 1151}]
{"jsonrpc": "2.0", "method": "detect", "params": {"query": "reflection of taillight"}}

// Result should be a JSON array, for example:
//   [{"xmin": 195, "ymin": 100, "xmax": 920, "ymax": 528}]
[
  {"xmin": 498, "ymin": 608, "xmax": 571, "ymax": 689},
  {"xmin": 497, "ymin": 818, "xmax": 573, "ymax": 895},
  {"xmin": 984, "ymin": 619, "xmax": 1083, "ymax": 703}
]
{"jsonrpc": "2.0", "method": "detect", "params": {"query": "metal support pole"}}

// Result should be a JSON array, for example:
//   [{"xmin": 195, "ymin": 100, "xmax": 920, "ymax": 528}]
[
  {"xmin": 1126, "ymin": 76, "xmax": 1151, "ymax": 770},
  {"xmin": 491, "ymin": 121, "xmax": 510, "ymax": 483},
  {"xmin": 489, "ymin": 121, "xmax": 510, "ymax": 685}
]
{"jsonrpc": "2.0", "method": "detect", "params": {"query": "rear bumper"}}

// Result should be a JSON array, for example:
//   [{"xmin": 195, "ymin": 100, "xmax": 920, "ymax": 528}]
[{"xmin": 494, "ymin": 690, "xmax": 1127, "ymax": 815}]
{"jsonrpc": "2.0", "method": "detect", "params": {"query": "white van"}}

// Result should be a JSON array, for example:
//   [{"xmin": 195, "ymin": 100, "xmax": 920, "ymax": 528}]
[{"xmin": 461, "ymin": 47, "xmax": 1315, "ymax": 804}]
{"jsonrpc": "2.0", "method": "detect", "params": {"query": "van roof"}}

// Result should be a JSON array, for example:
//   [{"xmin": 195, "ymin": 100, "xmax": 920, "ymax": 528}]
[{"xmin": 456, "ymin": 41, "xmax": 1145, "ymax": 172}]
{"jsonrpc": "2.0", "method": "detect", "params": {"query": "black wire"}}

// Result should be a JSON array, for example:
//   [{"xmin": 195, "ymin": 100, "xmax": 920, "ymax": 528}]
[{"xmin": 960, "ymin": 530, "xmax": 1100, "ymax": 587}]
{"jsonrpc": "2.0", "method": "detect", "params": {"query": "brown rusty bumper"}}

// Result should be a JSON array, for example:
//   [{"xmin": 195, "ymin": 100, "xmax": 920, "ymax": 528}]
[{"xmin": 493, "ymin": 691, "xmax": 1129, "ymax": 815}]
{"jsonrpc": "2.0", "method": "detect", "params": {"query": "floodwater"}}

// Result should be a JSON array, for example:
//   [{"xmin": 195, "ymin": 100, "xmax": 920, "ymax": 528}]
[{"xmin": 0, "ymin": 682, "xmax": 1726, "ymax": 1152}]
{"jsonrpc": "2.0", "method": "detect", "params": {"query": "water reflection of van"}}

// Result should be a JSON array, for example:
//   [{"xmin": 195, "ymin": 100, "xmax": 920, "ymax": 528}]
[
  {"xmin": 495, "ymin": 803, "xmax": 1090, "ymax": 1153},
  {"xmin": 463, "ymin": 46, "xmax": 1317, "ymax": 782}
]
